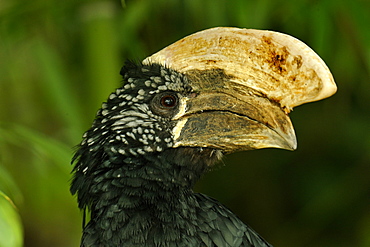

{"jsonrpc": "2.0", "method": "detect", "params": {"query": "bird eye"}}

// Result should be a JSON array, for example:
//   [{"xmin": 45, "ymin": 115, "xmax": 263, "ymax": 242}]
[
  {"xmin": 150, "ymin": 92, "xmax": 179, "ymax": 117},
  {"xmin": 160, "ymin": 95, "xmax": 177, "ymax": 108}
]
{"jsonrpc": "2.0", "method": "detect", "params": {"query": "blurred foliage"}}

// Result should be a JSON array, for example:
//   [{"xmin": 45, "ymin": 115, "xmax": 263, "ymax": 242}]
[
  {"xmin": 0, "ymin": 0, "xmax": 369, "ymax": 246},
  {"xmin": 0, "ymin": 191, "xmax": 23, "ymax": 247}
]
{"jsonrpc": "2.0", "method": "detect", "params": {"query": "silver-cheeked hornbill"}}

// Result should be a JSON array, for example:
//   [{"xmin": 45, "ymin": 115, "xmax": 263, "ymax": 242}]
[{"xmin": 71, "ymin": 27, "xmax": 337, "ymax": 246}]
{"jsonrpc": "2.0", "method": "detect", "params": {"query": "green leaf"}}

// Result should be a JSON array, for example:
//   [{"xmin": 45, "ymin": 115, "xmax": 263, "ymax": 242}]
[{"xmin": 0, "ymin": 191, "xmax": 23, "ymax": 247}]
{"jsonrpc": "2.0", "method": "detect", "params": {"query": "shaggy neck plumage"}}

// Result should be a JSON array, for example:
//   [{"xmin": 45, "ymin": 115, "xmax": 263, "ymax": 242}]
[{"xmin": 73, "ymin": 147, "xmax": 221, "ymax": 245}]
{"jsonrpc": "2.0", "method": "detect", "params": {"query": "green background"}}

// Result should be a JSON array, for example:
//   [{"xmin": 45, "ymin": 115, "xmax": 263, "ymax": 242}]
[{"xmin": 0, "ymin": 0, "xmax": 369, "ymax": 246}]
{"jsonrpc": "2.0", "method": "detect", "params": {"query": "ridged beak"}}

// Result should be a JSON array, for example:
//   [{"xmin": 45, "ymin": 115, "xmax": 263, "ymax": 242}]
[
  {"xmin": 171, "ymin": 69, "xmax": 297, "ymax": 153},
  {"xmin": 143, "ymin": 27, "xmax": 337, "ymax": 153}
]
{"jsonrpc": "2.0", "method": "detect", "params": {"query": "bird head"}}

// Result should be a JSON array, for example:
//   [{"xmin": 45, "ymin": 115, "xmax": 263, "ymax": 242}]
[{"xmin": 71, "ymin": 27, "xmax": 336, "ymax": 209}]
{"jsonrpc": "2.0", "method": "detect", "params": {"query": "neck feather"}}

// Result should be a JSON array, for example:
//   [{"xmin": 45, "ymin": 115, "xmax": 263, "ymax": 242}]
[{"xmin": 77, "ymin": 148, "xmax": 222, "ymax": 246}]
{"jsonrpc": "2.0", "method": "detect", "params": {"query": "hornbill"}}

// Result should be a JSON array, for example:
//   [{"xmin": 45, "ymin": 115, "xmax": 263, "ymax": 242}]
[{"xmin": 71, "ymin": 27, "xmax": 337, "ymax": 246}]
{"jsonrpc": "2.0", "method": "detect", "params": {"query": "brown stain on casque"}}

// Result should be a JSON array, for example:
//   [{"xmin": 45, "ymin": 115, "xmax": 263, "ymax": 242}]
[
  {"xmin": 260, "ymin": 36, "xmax": 289, "ymax": 76},
  {"xmin": 205, "ymin": 60, "xmax": 217, "ymax": 65},
  {"xmin": 292, "ymin": 55, "xmax": 303, "ymax": 69}
]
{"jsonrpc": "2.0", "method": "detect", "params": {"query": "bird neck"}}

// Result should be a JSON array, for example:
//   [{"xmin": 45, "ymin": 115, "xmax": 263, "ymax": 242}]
[
  {"xmin": 82, "ymin": 148, "xmax": 221, "ymax": 245},
  {"xmin": 89, "ymin": 147, "xmax": 214, "ymax": 210}
]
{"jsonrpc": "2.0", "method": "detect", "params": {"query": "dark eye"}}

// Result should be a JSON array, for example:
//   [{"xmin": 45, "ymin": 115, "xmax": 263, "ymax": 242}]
[
  {"xmin": 160, "ymin": 95, "xmax": 177, "ymax": 107},
  {"xmin": 150, "ymin": 92, "xmax": 179, "ymax": 117}
]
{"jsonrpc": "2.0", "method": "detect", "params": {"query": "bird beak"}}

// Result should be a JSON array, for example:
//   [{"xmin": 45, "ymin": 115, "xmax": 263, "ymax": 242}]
[
  {"xmin": 143, "ymin": 27, "xmax": 338, "ymax": 153},
  {"xmin": 171, "ymin": 69, "xmax": 297, "ymax": 153}
]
